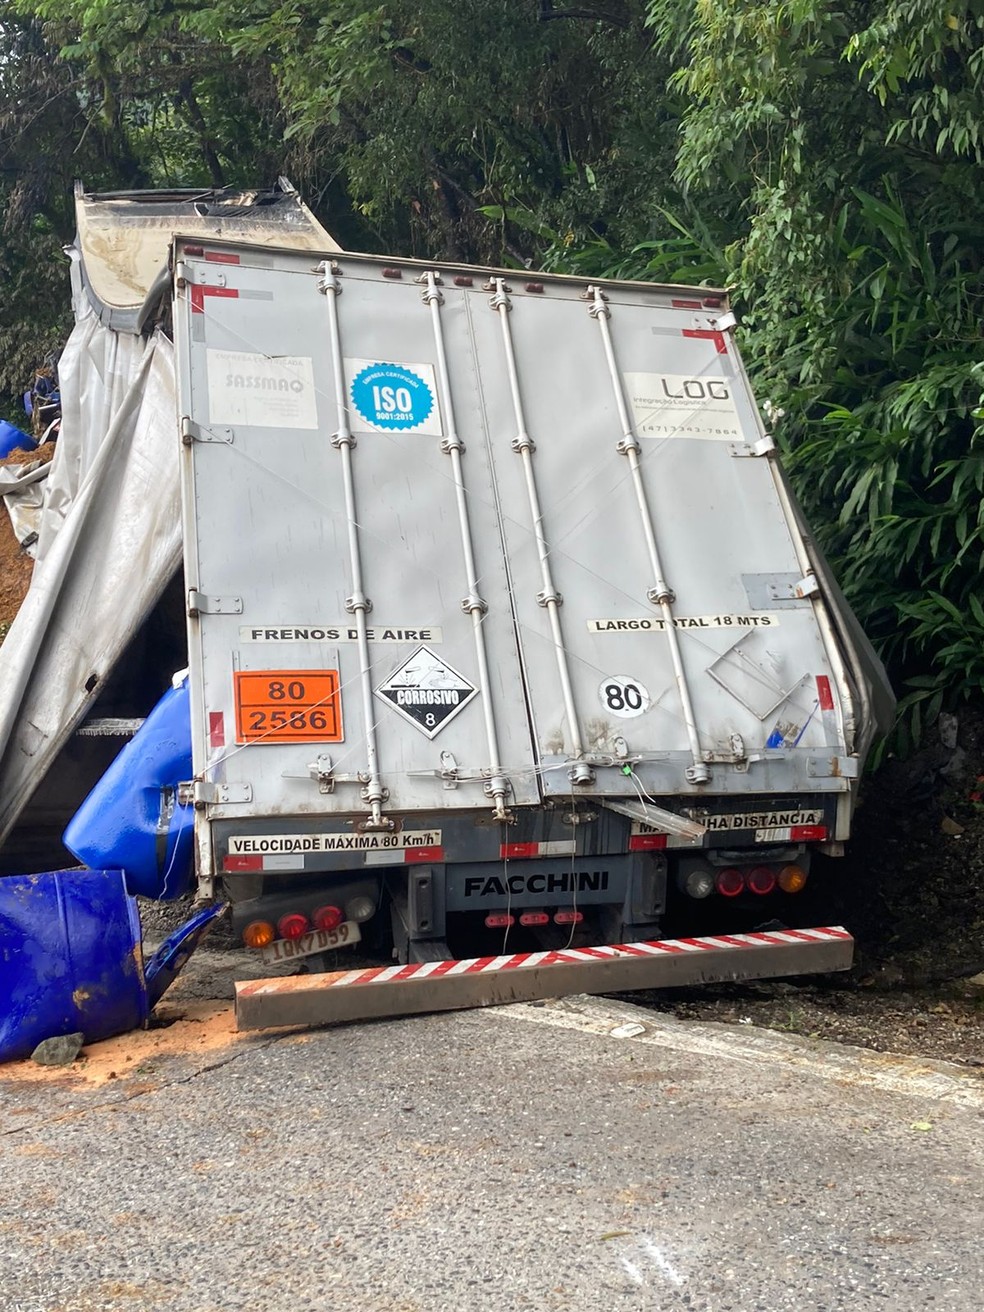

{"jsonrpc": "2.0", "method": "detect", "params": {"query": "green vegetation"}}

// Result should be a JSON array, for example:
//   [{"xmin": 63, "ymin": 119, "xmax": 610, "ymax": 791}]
[{"xmin": 2, "ymin": 0, "xmax": 983, "ymax": 739}]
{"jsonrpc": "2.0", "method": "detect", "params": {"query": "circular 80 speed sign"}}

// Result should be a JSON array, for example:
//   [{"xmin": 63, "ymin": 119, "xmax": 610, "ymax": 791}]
[{"xmin": 598, "ymin": 675, "xmax": 651, "ymax": 718}]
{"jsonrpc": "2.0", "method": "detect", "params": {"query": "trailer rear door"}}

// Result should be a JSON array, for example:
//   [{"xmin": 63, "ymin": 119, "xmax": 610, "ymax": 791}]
[{"xmin": 174, "ymin": 245, "xmax": 851, "ymax": 829}]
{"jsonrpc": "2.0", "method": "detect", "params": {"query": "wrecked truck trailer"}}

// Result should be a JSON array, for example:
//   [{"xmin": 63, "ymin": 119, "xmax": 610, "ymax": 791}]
[
  {"xmin": 0, "ymin": 182, "xmax": 893, "ymax": 1031},
  {"xmin": 0, "ymin": 180, "xmax": 339, "ymax": 874},
  {"xmin": 168, "ymin": 234, "xmax": 893, "ymax": 1022}
]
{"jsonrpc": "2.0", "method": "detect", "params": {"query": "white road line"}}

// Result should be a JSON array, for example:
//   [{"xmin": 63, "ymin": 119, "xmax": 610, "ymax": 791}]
[
  {"xmin": 619, "ymin": 1255, "xmax": 644, "ymax": 1286},
  {"xmin": 641, "ymin": 1237, "xmax": 686, "ymax": 1287},
  {"xmin": 485, "ymin": 994, "xmax": 984, "ymax": 1109}
]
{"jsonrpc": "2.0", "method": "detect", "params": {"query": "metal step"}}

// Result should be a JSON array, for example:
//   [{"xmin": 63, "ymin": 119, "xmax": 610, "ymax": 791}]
[
  {"xmin": 74, "ymin": 717, "xmax": 146, "ymax": 738},
  {"xmin": 235, "ymin": 926, "xmax": 853, "ymax": 1032}
]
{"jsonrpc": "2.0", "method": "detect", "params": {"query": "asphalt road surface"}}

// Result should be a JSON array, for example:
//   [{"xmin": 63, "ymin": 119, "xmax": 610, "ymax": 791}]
[{"xmin": 1, "ymin": 983, "xmax": 982, "ymax": 1312}]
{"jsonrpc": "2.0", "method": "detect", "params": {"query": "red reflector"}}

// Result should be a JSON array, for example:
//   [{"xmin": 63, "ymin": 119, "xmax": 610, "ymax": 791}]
[
  {"xmin": 553, "ymin": 909, "xmax": 583, "ymax": 925},
  {"xmin": 791, "ymin": 825, "xmax": 827, "ymax": 842},
  {"xmin": 519, "ymin": 911, "xmax": 550, "ymax": 927},
  {"xmin": 501, "ymin": 842, "xmax": 538, "ymax": 859},
  {"xmin": 715, "ymin": 867, "xmax": 744, "ymax": 898},
  {"xmin": 816, "ymin": 675, "xmax": 835, "ymax": 711},
  {"xmin": 628, "ymin": 833, "xmax": 668, "ymax": 852},
  {"xmin": 205, "ymin": 250, "xmax": 241, "ymax": 264},
  {"xmin": 209, "ymin": 710, "xmax": 225, "ymax": 748},
  {"xmin": 746, "ymin": 865, "xmax": 776, "ymax": 895},
  {"xmin": 671, "ymin": 298, "xmax": 702, "ymax": 309},
  {"xmin": 278, "ymin": 912, "xmax": 310, "ymax": 941},
  {"xmin": 484, "ymin": 913, "xmax": 514, "ymax": 929},
  {"xmin": 224, "ymin": 855, "xmax": 262, "ymax": 872},
  {"xmin": 312, "ymin": 904, "xmax": 343, "ymax": 932},
  {"xmin": 382, "ymin": 267, "xmax": 402, "ymax": 278},
  {"xmin": 190, "ymin": 284, "xmax": 239, "ymax": 313},
  {"xmin": 682, "ymin": 327, "xmax": 728, "ymax": 354},
  {"xmin": 406, "ymin": 846, "xmax": 444, "ymax": 863},
  {"xmin": 183, "ymin": 244, "xmax": 204, "ymax": 256}
]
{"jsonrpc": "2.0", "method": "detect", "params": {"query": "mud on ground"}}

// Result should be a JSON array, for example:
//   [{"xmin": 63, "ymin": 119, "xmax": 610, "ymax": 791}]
[{"xmin": 0, "ymin": 442, "xmax": 55, "ymax": 638}]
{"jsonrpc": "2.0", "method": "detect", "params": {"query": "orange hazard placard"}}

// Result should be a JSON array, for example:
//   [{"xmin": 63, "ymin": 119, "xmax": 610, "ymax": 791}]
[{"xmin": 233, "ymin": 670, "xmax": 343, "ymax": 744}]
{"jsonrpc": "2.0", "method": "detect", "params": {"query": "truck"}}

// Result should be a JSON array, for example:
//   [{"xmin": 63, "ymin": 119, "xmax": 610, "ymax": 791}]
[{"xmin": 0, "ymin": 183, "xmax": 894, "ymax": 1030}]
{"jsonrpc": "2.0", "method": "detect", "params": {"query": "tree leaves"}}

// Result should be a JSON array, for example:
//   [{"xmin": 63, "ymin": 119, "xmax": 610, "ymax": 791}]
[
  {"xmin": 2, "ymin": 0, "xmax": 983, "ymax": 751},
  {"xmin": 637, "ymin": 0, "xmax": 984, "ymax": 747}
]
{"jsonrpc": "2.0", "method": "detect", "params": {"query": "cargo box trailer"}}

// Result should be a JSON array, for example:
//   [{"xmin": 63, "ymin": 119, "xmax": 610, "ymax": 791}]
[
  {"xmin": 170, "ymin": 235, "xmax": 893, "ymax": 991},
  {"xmin": 0, "ymin": 184, "xmax": 893, "ymax": 1026}
]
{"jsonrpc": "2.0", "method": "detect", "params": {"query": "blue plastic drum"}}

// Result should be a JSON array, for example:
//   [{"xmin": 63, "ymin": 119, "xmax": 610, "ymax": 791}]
[
  {"xmin": 0, "ymin": 419, "xmax": 36, "ymax": 457},
  {"xmin": 0, "ymin": 869, "xmax": 147, "ymax": 1063},
  {"xmin": 64, "ymin": 678, "xmax": 194, "ymax": 900}
]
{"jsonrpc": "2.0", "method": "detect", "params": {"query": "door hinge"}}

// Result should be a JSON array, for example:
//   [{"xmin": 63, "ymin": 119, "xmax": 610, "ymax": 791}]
[
  {"xmin": 187, "ymin": 589, "xmax": 243, "ymax": 617},
  {"xmin": 729, "ymin": 434, "xmax": 776, "ymax": 457},
  {"xmin": 179, "ymin": 780, "xmax": 253, "ymax": 807},
  {"xmin": 807, "ymin": 756, "xmax": 859, "ymax": 780},
  {"xmin": 795, "ymin": 574, "xmax": 821, "ymax": 599},
  {"xmin": 181, "ymin": 416, "xmax": 234, "ymax": 445}
]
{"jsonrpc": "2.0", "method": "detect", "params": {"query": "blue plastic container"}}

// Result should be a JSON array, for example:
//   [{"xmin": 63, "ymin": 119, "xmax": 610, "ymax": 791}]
[
  {"xmin": 0, "ymin": 419, "xmax": 36, "ymax": 457},
  {"xmin": 0, "ymin": 871, "xmax": 227, "ymax": 1063},
  {"xmin": 64, "ymin": 679, "xmax": 194, "ymax": 900},
  {"xmin": 0, "ymin": 869, "xmax": 147, "ymax": 1063}
]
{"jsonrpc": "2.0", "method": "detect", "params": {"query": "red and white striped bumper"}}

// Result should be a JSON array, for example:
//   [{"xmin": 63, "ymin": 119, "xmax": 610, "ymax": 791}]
[{"xmin": 235, "ymin": 926, "xmax": 854, "ymax": 1032}]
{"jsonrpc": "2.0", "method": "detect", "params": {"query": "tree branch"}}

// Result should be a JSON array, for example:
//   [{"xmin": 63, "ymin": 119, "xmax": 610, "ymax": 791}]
[
  {"xmin": 536, "ymin": 1, "xmax": 630, "ymax": 28},
  {"xmin": 177, "ymin": 78, "xmax": 225, "ymax": 187}
]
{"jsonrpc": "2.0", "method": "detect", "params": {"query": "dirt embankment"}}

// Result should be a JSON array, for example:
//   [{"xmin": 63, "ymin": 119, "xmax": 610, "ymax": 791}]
[
  {"xmin": 823, "ymin": 709, "xmax": 984, "ymax": 986},
  {"xmin": 649, "ymin": 710, "xmax": 984, "ymax": 1065},
  {"xmin": 0, "ymin": 443, "xmax": 55, "ymax": 637}
]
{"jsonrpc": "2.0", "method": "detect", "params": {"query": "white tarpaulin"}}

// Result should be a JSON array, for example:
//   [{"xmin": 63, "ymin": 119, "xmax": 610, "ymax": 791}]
[
  {"xmin": 0, "ymin": 460, "xmax": 49, "ymax": 555},
  {"xmin": 0, "ymin": 181, "xmax": 343, "ymax": 851},
  {"xmin": 0, "ymin": 308, "xmax": 182, "ymax": 847}
]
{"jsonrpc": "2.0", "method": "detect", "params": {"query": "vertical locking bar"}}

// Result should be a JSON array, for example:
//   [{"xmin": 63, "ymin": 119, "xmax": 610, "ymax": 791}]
[
  {"xmin": 419, "ymin": 271, "xmax": 510, "ymax": 817},
  {"xmin": 587, "ymin": 285, "xmax": 709, "ymax": 785},
  {"xmin": 319, "ymin": 265, "xmax": 390, "ymax": 828},
  {"xmin": 489, "ymin": 278, "xmax": 592, "ymax": 786}
]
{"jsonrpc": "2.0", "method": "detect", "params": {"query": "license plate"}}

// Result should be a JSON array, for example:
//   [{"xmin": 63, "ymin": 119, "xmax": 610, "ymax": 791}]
[{"xmin": 259, "ymin": 920, "xmax": 361, "ymax": 966}]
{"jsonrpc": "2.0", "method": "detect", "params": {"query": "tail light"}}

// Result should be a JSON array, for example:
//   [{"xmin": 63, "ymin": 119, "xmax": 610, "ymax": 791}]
[
  {"xmin": 554, "ymin": 909, "xmax": 583, "ymax": 925},
  {"xmin": 519, "ymin": 910, "xmax": 550, "ymax": 926},
  {"xmin": 243, "ymin": 920, "xmax": 275, "ymax": 948},
  {"xmin": 778, "ymin": 864, "xmax": 809, "ymax": 893},
  {"xmin": 715, "ymin": 867, "xmax": 744, "ymax": 898},
  {"xmin": 746, "ymin": 866, "xmax": 777, "ymax": 896},
  {"xmin": 683, "ymin": 869, "xmax": 715, "ymax": 899},
  {"xmin": 277, "ymin": 912, "xmax": 310, "ymax": 940},
  {"xmin": 345, "ymin": 895, "xmax": 376, "ymax": 923},
  {"xmin": 312, "ymin": 904, "xmax": 343, "ymax": 932},
  {"xmin": 485, "ymin": 912, "xmax": 514, "ymax": 928}
]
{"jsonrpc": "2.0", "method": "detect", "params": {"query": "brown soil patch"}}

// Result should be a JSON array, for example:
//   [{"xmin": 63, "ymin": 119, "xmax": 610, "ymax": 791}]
[
  {"xmin": 0, "ymin": 999, "xmax": 245, "ymax": 1088},
  {"xmin": 0, "ymin": 443, "xmax": 55, "ymax": 632}
]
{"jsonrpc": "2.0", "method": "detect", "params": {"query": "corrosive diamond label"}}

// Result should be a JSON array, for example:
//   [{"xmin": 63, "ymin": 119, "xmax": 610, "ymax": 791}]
[{"xmin": 375, "ymin": 646, "xmax": 477, "ymax": 738}]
